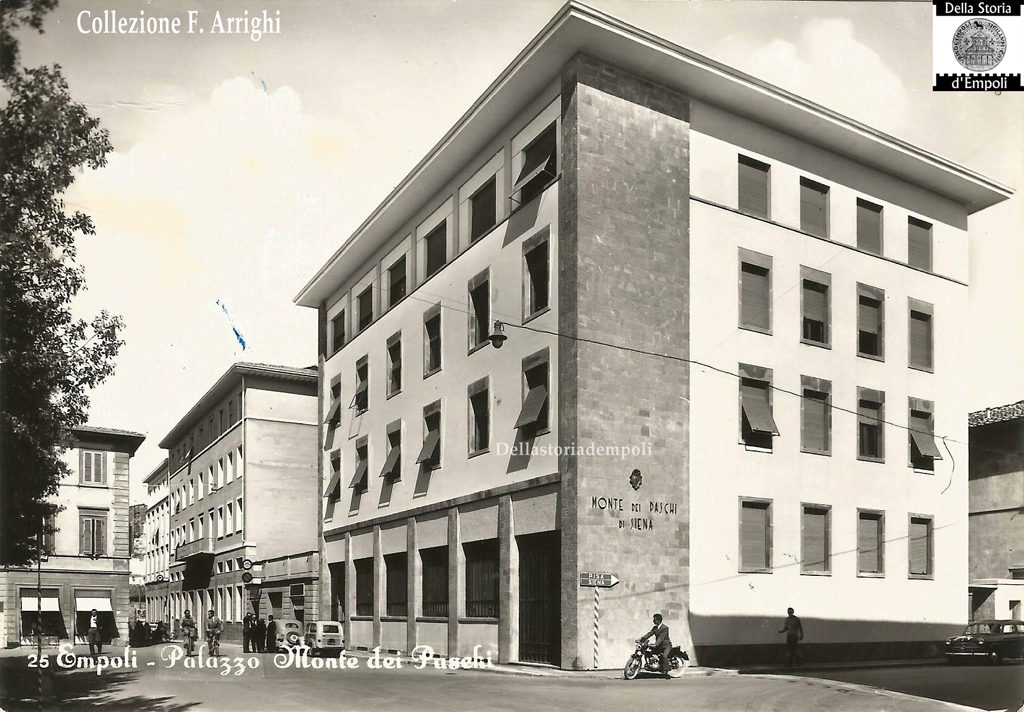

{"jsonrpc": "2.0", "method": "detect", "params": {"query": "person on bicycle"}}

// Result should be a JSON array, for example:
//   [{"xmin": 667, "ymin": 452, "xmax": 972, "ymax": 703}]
[
  {"xmin": 180, "ymin": 610, "xmax": 198, "ymax": 657},
  {"xmin": 636, "ymin": 613, "xmax": 672, "ymax": 674},
  {"xmin": 206, "ymin": 609, "xmax": 223, "ymax": 656}
]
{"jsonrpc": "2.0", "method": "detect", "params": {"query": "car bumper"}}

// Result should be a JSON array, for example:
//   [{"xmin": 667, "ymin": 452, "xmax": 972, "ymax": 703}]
[{"xmin": 945, "ymin": 650, "xmax": 995, "ymax": 657}]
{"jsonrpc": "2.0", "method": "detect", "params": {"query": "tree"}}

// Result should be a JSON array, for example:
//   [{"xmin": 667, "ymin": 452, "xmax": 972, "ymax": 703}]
[{"xmin": 0, "ymin": 4, "xmax": 122, "ymax": 565}]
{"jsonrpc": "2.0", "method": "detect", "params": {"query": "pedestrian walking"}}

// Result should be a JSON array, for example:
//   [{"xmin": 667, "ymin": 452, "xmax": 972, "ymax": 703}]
[
  {"xmin": 243, "ymin": 612, "xmax": 256, "ymax": 653},
  {"xmin": 255, "ymin": 617, "xmax": 266, "ymax": 653},
  {"xmin": 265, "ymin": 615, "xmax": 278, "ymax": 654},
  {"xmin": 206, "ymin": 609, "xmax": 223, "ymax": 656},
  {"xmin": 85, "ymin": 608, "xmax": 104, "ymax": 656},
  {"xmin": 180, "ymin": 610, "xmax": 198, "ymax": 656},
  {"xmin": 778, "ymin": 607, "xmax": 804, "ymax": 666}
]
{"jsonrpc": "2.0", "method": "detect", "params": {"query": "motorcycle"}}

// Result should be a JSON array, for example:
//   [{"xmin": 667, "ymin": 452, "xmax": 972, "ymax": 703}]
[{"xmin": 623, "ymin": 642, "xmax": 689, "ymax": 679}]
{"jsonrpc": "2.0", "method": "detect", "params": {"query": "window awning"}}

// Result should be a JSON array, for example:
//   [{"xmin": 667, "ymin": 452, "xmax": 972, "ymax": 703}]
[
  {"xmin": 512, "ymin": 157, "xmax": 553, "ymax": 196},
  {"xmin": 323, "ymin": 424, "xmax": 338, "ymax": 452},
  {"xmin": 416, "ymin": 431, "xmax": 440, "ymax": 464},
  {"xmin": 742, "ymin": 395, "xmax": 779, "ymax": 435},
  {"xmin": 21, "ymin": 597, "xmax": 60, "ymax": 612},
  {"xmin": 355, "ymin": 380, "xmax": 367, "ymax": 396},
  {"xmin": 348, "ymin": 459, "xmax": 368, "ymax": 490},
  {"xmin": 323, "ymin": 399, "xmax": 341, "ymax": 425},
  {"xmin": 380, "ymin": 446, "xmax": 401, "ymax": 478},
  {"xmin": 75, "ymin": 597, "xmax": 112, "ymax": 612},
  {"xmin": 325, "ymin": 470, "xmax": 341, "ymax": 500},
  {"xmin": 515, "ymin": 385, "xmax": 548, "ymax": 429},
  {"xmin": 910, "ymin": 429, "xmax": 943, "ymax": 460}
]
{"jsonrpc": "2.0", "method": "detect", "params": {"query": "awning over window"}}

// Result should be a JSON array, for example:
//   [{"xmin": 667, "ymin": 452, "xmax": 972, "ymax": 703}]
[
  {"xmin": 75, "ymin": 597, "xmax": 113, "ymax": 612},
  {"xmin": 515, "ymin": 385, "xmax": 548, "ymax": 429},
  {"xmin": 325, "ymin": 470, "xmax": 341, "ymax": 500},
  {"xmin": 512, "ymin": 151, "xmax": 554, "ymax": 196},
  {"xmin": 21, "ymin": 597, "xmax": 60, "ymax": 612},
  {"xmin": 323, "ymin": 399, "xmax": 341, "ymax": 425},
  {"xmin": 348, "ymin": 459, "xmax": 368, "ymax": 490},
  {"xmin": 380, "ymin": 446, "xmax": 401, "ymax": 478},
  {"xmin": 323, "ymin": 424, "xmax": 338, "ymax": 452},
  {"xmin": 415, "ymin": 431, "xmax": 440, "ymax": 464},
  {"xmin": 741, "ymin": 394, "xmax": 779, "ymax": 435},
  {"xmin": 910, "ymin": 429, "xmax": 943, "ymax": 460}
]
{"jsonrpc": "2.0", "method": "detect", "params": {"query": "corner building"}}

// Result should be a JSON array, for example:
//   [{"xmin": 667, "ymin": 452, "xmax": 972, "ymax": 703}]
[{"xmin": 295, "ymin": 3, "xmax": 1011, "ymax": 667}]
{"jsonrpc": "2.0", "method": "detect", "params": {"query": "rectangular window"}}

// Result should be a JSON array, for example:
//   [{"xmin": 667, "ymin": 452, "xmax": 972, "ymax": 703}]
[
  {"xmin": 739, "ymin": 364, "xmax": 778, "ymax": 450},
  {"xmin": 908, "ymin": 515, "xmax": 934, "ymax": 578},
  {"xmin": 424, "ymin": 223, "xmax": 447, "ymax": 279},
  {"xmin": 856, "ymin": 198, "xmax": 883, "ymax": 255},
  {"xmin": 800, "ymin": 376, "xmax": 831, "ymax": 455},
  {"xmin": 79, "ymin": 510, "xmax": 107, "ymax": 557},
  {"xmin": 516, "ymin": 350, "xmax": 550, "ymax": 432},
  {"xmin": 420, "ymin": 547, "xmax": 449, "ymax": 617},
  {"xmin": 909, "ymin": 398, "xmax": 943, "ymax": 472},
  {"xmin": 236, "ymin": 497, "xmax": 243, "ymax": 533},
  {"xmin": 354, "ymin": 558, "xmax": 374, "ymax": 617},
  {"xmin": 381, "ymin": 422, "xmax": 401, "ymax": 480},
  {"xmin": 423, "ymin": 307, "xmax": 442, "ymax": 376},
  {"xmin": 513, "ymin": 123, "xmax": 556, "ymax": 206},
  {"xmin": 464, "ymin": 539, "xmax": 499, "ymax": 618},
  {"xmin": 739, "ymin": 249, "xmax": 771, "ymax": 333},
  {"xmin": 325, "ymin": 453, "xmax": 342, "ymax": 502},
  {"xmin": 737, "ymin": 155, "xmax": 770, "ymax": 219},
  {"xmin": 226, "ymin": 502, "xmax": 234, "ymax": 535},
  {"xmin": 357, "ymin": 287, "xmax": 373, "ymax": 332},
  {"xmin": 800, "ymin": 177, "xmax": 829, "ymax": 238},
  {"xmin": 386, "ymin": 333, "xmax": 402, "ymax": 397},
  {"xmin": 385, "ymin": 553, "xmax": 408, "ymax": 618},
  {"xmin": 857, "ymin": 510, "xmax": 885, "ymax": 575},
  {"xmin": 739, "ymin": 499, "xmax": 771, "ymax": 573},
  {"xmin": 350, "ymin": 438, "xmax": 369, "ymax": 494},
  {"xmin": 523, "ymin": 231, "xmax": 550, "ymax": 318},
  {"xmin": 857, "ymin": 387, "xmax": 885, "ymax": 462},
  {"xmin": 908, "ymin": 217, "xmax": 933, "ymax": 271},
  {"xmin": 468, "ymin": 271, "xmax": 490, "ymax": 350},
  {"xmin": 801, "ymin": 504, "xmax": 831, "ymax": 574},
  {"xmin": 857, "ymin": 284, "xmax": 885, "ymax": 359},
  {"xmin": 355, "ymin": 357, "xmax": 368, "ymax": 413},
  {"xmin": 216, "ymin": 506, "xmax": 224, "ymax": 538},
  {"xmin": 801, "ymin": 267, "xmax": 830, "ymax": 346},
  {"xmin": 80, "ymin": 450, "xmax": 107, "ymax": 485},
  {"xmin": 197, "ymin": 471, "xmax": 204, "ymax": 501},
  {"xmin": 909, "ymin": 299, "xmax": 934, "ymax": 371},
  {"xmin": 468, "ymin": 378, "xmax": 490, "ymax": 456},
  {"xmin": 416, "ymin": 402, "xmax": 442, "ymax": 470},
  {"xmin": 469, "ymin": 177, "xmax": 497, "ymax": 243},
  {"xmin": 388, "ymin": 256, "xmax": 407, "ymax": 308}
]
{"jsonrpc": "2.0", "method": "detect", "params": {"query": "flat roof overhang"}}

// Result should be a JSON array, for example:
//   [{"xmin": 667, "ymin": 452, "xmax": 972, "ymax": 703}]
[{"xmin": 294, "ymin": 1, "xmax": 1013, "ymax": 309}]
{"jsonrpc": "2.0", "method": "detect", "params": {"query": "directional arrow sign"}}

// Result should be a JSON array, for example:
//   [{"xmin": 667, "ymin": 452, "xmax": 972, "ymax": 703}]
[{"xmin": 580, "ymin": 572, "xmax": 620, "ymax": 588}]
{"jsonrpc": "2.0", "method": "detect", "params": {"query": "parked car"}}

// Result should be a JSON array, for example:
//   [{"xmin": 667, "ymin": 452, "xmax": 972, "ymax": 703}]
[
  {"xmin": 275, "ymin": 619, "xmax": 305, "ymax": 650},
  {"xmin": 304, "ymin": 621, "xmax": 344, "ymax": 656},
  {"xmin": 945, "ymin": 619, "xmax": 1024, "ymax": 663}
]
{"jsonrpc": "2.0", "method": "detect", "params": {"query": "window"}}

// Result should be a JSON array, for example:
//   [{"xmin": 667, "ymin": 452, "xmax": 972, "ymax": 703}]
[
  {"xmin": 236, "ymin": 497, "xmax": 243, "ymax": 533},
  {"xmin": 350, "ymin": 438, "xmax": 369, "ymax": 494},
  {"xmin": 357, "ymin": 287, "xmax": 373, "ymax": 332},
  {"xmin": 421, "ymin": 547, "xmax": 448, "ymax": 617},
  {"xmin": 226, "ymin": 502, "xmax": 234, "ymax": 535},
  {"xmin": 908, "ymin": 398, "xmax": 943, "ymax": 472},
  {"xmin": 424, "ymin": 223, "xmax": 447, "ymax": 279},
  {"xmin": 799, "ymin": 177, "xmax": 829, "ymax": 238},
  {"xmin": 385, "ymin": 553, "xmax": 408, "ymax": 617},
  {"xmin": 464, "ymin": 539, "xmax": 499, "ymax": 618},
  {"xmin": 800, "ymin": 376, "xmax": 831, "ymax": 455},
  {"xmin": 80, "ymin": 450, "xmax": 107, "ymax": 485},
  {"xmin": 513, "ymin": 122, "xmax": 556, "ymax": 206},
  {"xmin": 354, "ymin": 558, "xmax": 373, "ymax": 616},
  {"xmin": 801, "ymin": 504, "xmax": 831, "ymax": 574},
  {"xmin": 908, "ymin": 299, "xmax": 934, "ymax": 371},
  {"xmin": 857, "ymin": 510, "xmax": 884, "ymax": 575},
  {"xmin": 42, "ymin": 512, "xmax": 56, "ymax": 555},
  {"xmin": 197, "ymin": 471, "xmax": 204, "ymax": 501},
  {"xmin": 738, "ymin": 249, "xmax": 771, "ymax": 333},
  {"xmin": 468, "ymin": 271, "xmax": 490, "ymax": 351},
  {"xmin": 423, "ymin": 306, "xmax": 442, "ymax": 376},
  {"xmin": 739, "ymin": 499, "xmax": 771, "ymax": 572},
  {"xmin": 328, "ymin": 562, "xmax": 345, "ymax": 621},
  {"xmin": 387, "ymin": 334, "xmax": 402, "ymax": 397},
  {"xmin": 856, "ymin": 198, "xmax": 883, "ymax": 255},
  {"xmin": 416, "ymin": 402, "xmax": 441, "ymax": 470},
  {"xmin": 739, "ymin": 364, "xmax": 778, "ymax": 450},
  {"xmin": 523, "ymin": 231, "xmax": 550, "ymax": 318},
  {"xmin": 325, "ymin": 453, "xmax": 342, "ymax": 502},
  {"xmin": 800, "ymin": 267, "xmax": 830, "ymax": 346},
  {"xmin": 355, "ymin": 357, "xmax": 368, "ymax": 413},
  {"xmin": 216, "ymin": 506, "xmax": 224, "ymax": 538},
  {"xmin": 468, "ymin": 378, "xmax": 490, "ymax": 456},
  {"xmin": 469, "ymin": 177, "xmax": 497, "ymax": 243},
  {"xmin": 516, "ymin": 350, "xmax": 549, "ymax": 432},
  {"xmin": 388, "ymin": 256, "xmax": 407, "ymax": 308},
  {"xmin": 382, "ymin": 422, "xmax": 401, "ymax": 480},
  {"xmin": 908, "ymin": 515, "xmax": 934, "ymax": 578},
  {"xmin": 857, "ymin": 387, "xmax": 885, "ymax": 462},
  {"xmin": 228, "ymin": 399, "xmax": 236, "ymax": 425},
  {"xmin": 79, "ymin": 510, "xmax": 107, "ymax": 557},
  {"xmin": 737, "ymin": 155, "xmax": 770, "ymax": 219},
  {"xmin": 324, "ymin": 378, "xmax": 341, "ymax": 451},
  {"xmin": 908, "ymin": 217, "xmax": 932, "ymax": 271},
  {"xmin": 857, "ymin": 284, "xmax": 885, "ymax": 359}
]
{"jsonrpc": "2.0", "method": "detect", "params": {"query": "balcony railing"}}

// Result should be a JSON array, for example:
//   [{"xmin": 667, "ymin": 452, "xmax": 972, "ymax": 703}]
[{"xmin": 176, "ymin": 535, "xmax": 214, "ymax": 560}]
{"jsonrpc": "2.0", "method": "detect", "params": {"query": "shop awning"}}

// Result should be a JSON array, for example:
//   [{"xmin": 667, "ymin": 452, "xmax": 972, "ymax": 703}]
[
  {"xmin": 75, "ymin": 597, "xmax": 113, "ymax": 612},
  {"xmin": 21, "ymin": 597, "xmax": 60, "ymax": 612}
]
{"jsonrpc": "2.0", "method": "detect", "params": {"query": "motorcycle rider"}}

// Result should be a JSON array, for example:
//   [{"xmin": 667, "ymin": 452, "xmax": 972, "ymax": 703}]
[{"xmin": 636, "ymin": 613, "xmax": 672, "ymax": 674}]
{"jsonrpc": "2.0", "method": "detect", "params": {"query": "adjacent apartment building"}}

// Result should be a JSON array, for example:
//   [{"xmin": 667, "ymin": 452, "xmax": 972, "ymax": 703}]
[
  {"xmin": 967, "ymin": 401, "xmax": 1024, "ymax": 621},
  {"xmin": 0, "ymin": 426, "xmax": 145, "ymax": 647},
  {"xmin": 159, "ymin": 363, "xmax": 319, "ymax": 642},
  {"xmin": 294, "ymin": 3, "xmax": 1012, "ymax": 667},
  {"xmin": 142, "ymin": 458, "xmax": 171, "ymax": 621}
]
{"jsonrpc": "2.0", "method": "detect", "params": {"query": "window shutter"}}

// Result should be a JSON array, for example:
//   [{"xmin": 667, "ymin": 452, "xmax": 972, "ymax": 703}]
[
  {"xmin": 803, "ymin": 281, "xmax": 828, "ymax": 326},
  {"xmin": 801, "ymin": 507, "xmax": 828, "ymax": 573},
  {"xmin": 908, "ymin": 218, "xmax": 932, "ymax": 270},
  {"xmin": 801, "ymin": 391, "xmax": 828, "ymax": 452},
  {"xmin": 909, "ymin": 519, "xmax": 930, "ymax": 575},
  {"xmin": 95, "ymin": 517, "xmax": 106, "ymax": 556},
  {"xmin": 740, "ymin": 380, "xmax": 778, "ymax": 435},
  {"xmin": 82, "ymin": 451, "xmax": 93, "ymax": 483},
  {"xmin": 95, "ymin": 453, "xmax": 106, "ymax": 484},
  {"xmin": 740, "ymin": 503, "xmax": 769, "ymax": 570},
  {"xmin": 858, "ymin": 298, "xmax": 881, "ymax": 334},
  {"xmin": 80, "ymin": 516, "xmax": 91, "ymax": 555},
  {"xmin": 738, "ymin": 157, "xmax": 769, "ymax": 218},
  {"xmin": 740, "ymin": 264, "xmax": 770, "ymax": 330},
  {"xmin": 856, "ymin": 200, "xmax": 882, "ymax": 254},
  {"xmin": 858, "ymin": 514, "xmax": 881, "ymax": 573},
  {"xmin": 909, "ymin": 312, "xmax": 932, "ymax": 369},
  {"xmin": 800, "ymin": 180, "xmax": 828, "ymax": 237}
]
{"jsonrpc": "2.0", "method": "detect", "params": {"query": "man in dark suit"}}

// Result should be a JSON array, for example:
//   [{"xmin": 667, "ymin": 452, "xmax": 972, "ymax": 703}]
[
  {"xmin": 254, "ymin": 617, "xmax": 266, "ymax": 653},
  {"xmin": 85, "ymin": 608, "xmax": 104, "ymax": 656},
  {"xmin": 265, "ymin": 615, "xmax": 278, "ymax": 653},
  {"xmin": 242, "ymin": 613, "xmax": 255, "ymax": 653},
  {"xmin": 636, "ymin": 613, "xmax": 672, "ymax": 674}
]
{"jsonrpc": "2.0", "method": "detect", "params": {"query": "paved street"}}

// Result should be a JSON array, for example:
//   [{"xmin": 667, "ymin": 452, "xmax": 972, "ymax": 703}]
[{"xmin": 0, "ymin": 643, "xmax": 998, "ymax": 712}]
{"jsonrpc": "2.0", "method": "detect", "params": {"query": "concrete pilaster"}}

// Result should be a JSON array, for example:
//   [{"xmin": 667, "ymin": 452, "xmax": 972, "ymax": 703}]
[
  {"xmin": 447, "ymin": 507, "xmax": 460, "ymax": 656},
  {"xmin": 406, "ymin": 517, "xmax": 418, "ymax": 652}
]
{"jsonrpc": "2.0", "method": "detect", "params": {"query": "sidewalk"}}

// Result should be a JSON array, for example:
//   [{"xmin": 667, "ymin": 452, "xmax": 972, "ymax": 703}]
[{"xmin": 736, "ymin": 657, "xmax": 947, "ymax": 674}]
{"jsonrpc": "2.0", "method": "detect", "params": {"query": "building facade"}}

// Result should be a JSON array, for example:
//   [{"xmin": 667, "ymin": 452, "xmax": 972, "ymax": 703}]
[
  {"xmin": 142, "ymin": 458, "xmax": 171, "ymax": 622},
  {"xmin": 295, "ymin": 3, "xmax": 1011, "ymax": 667},
  {"xmin": 967, "ymin": 401, "xmax": 1024, "ymax": 621},
  {"xmin": 159, "ymin": 363, "xmax": 320, "ymax": 642},
  {"xmin": 0, "ymin": 426, "xmax": 145, "ymax": 647}
]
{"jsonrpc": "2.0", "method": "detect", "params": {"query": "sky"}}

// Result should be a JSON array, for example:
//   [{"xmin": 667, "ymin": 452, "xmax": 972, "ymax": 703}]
[{"xmin": 15, "ymin": 0, "xmax": 1023, "ymax": 506}]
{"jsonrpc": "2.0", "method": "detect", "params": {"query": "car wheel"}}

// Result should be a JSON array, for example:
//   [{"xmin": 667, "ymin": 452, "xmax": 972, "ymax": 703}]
[{"xmin": 990, "ymin": 651, "xmax": 1002, "ymax": 665}]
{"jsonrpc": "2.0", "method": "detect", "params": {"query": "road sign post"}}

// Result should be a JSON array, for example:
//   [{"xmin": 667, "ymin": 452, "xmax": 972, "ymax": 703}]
[{"xmin": 579, "ymin": 572, "xmax": 619, "ymax": 669}]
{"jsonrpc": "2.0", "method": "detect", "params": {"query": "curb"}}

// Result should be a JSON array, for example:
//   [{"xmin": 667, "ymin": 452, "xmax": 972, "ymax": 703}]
[
  {"xmin": 462, "ymin": 663, "xmax": 738, "ymax": 680},
  {"xmin": 745, "ymin": 674, "xmax": 989, "ymax": 712}
]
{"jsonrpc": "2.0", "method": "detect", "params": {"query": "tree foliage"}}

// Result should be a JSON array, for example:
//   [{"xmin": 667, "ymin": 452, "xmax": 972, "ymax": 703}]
[{"xmin": 0, "ymin": 4, "xmax": 122, "ymax": 565}]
